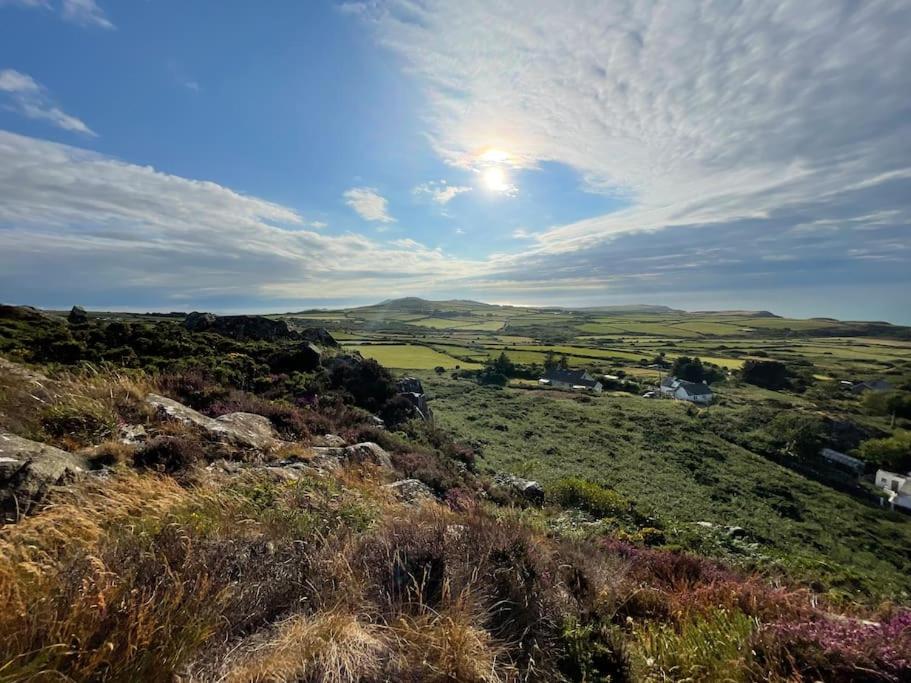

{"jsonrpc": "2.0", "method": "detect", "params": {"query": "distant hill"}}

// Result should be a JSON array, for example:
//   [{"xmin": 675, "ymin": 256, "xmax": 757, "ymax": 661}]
[
  {"xmin": 570, "ymin": 304, "xmax": 684, "ymax": 314},
  {"xmin": 692, "ymin": 310, "xmax": 781, "ymax": 318}
]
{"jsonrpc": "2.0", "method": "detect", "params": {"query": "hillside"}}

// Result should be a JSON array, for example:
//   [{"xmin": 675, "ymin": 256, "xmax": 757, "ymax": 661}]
[{"xmin": 0, "ymin": 305, "xmax": 910, "ymax": 681}]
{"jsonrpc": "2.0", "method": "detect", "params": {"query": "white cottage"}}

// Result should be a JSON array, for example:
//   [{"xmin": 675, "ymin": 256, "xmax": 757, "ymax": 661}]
[
  {"xmin": 659, "ymin": 377, "xmax": 714, "ymax": 405},
  {"xmin": 875, "ymin": 469, "xmax": 911, "ymax": 511}
]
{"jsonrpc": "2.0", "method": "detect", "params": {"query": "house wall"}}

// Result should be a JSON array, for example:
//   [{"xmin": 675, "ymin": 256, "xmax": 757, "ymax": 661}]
[{"xmin": 673, "ymin": 387, "xmax": 712, "ymax": 404}]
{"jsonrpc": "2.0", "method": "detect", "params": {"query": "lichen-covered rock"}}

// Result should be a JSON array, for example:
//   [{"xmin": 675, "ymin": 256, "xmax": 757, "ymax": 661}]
[
  {"xmin": 214, "ymin": 413, "xmax": 280, "ymax": 451},
  {"xmin": 146, "ymin": 394, "xmax": 281, "ymax": 451},
  {"xmin": 494, "ymin": 473, "xmax": 544, "ymax": 503},
  {"xmin": 0, "ymin": 430, "xmax": 88, "ymax": 522},
  {"xmin": 308, "ymin": 442, "xmax": 393, "ymax": 471},
  {"xmin": 384, "ymin": 478, "xmax": 435, "ymax": 504},
  {"xmin": 312, "ymin": 434, "xmax": 347, "ymax": 448}
]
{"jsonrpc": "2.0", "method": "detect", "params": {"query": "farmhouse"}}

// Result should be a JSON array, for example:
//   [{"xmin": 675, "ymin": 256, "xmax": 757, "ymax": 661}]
[
  {"xmin": 540, "ymin": 368, "xmax": 602, "ymax": 393},
  {"xmin": 875, "ymin": 469, "xmax": 911, "ymax": 511},
  {"xmin": 659, "ymin": 376, "xmax": 714, "ymax": 405}
]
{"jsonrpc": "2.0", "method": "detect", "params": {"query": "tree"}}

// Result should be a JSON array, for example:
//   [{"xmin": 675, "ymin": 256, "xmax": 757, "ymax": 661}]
[
  {"xmin": 856, "ymin": 431, "xmax": 911, "ymax": 472},
  {"xmin": 488, "ymin": 351, "xmax": 516, "ymax": 377},
  {"xmin": 671, "ymin": 356, "xmax": 705, "ymax": 382},
  {"xmin": 741, "ymin": 360, "xmax": 789, "ymax": 390},
  {"xmin": 434, "ymin": 366, "xmax": 446, "ymax": 375},
  {"xmin": 770, "ymin": 413, "xmax": 827, "ymax": 459},
  {"xmin": 863, "ymin": 391, "xmax": 911, "ymax": 422}
]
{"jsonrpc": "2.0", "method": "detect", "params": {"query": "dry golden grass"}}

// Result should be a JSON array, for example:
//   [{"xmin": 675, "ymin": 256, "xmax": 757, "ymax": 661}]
[
  {"xmin": 224, "ymin": 611, "xmax": 387, "ymax": 683},
  {"xmin": 387, "ymin": 585, "xmax": 517, "ymax": 683},
  {"xmin": 0, "ymin": 472, "xmax": 208, "ymax": 681}
]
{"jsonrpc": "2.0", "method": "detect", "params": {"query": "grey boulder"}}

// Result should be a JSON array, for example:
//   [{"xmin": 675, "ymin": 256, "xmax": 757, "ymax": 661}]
[{"xmin": 0, "ymin": 430, "xmax": 88, "ymax": 522}]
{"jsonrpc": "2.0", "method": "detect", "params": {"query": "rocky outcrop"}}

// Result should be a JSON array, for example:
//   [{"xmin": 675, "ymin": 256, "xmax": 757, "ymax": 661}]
[
  {"xmin": 298, "ymin": 327, "xmax": 339, "ymax": 347},
  {"xmin": 0, "ymin": 430, "xmax": 88, "ymax": 522},
  {"xmin": 67, "ymin": 305, "xmax": 88, "ymax": 325},
  {"xmin": 183, "ymin": 312, "xmax": 295, "ymax": 341},
  {"xmin": 145, "ymin": 394, "xmax": 281, "ymax": 451},
  {"xmin": 307, "ymin": 442, "xmax": 393, "ymax": 471},
  {"xmin": 396, "ymin": 377, "xmax": 433, "ymax": 421},
  {"xmin": 384, "ymin": 478, "xmax": 435, "ymax": 504},
  {"xmin": 494, "ymin": 473, "xmax": 544, "ymax": 504},
  {"xmin": 266, "ymin": 343, "xmax": 321, "ymax": 373},
  {"xmin": 184, "ymin": 311, "xmax": 217, "ymax": 332},
  {"xmin": 312, "ymin": 434, "xmax": 347, "ymax": 447}
]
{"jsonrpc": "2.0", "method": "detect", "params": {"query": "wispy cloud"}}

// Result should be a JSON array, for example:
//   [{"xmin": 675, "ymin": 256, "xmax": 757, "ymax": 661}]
[
  {"xmin": 0, "ymin": 132, "xmax": 483, "ymax": 305},
  {"xmin": 1, "ymin": 0, "xmax": 114, "ymax": 28},
  {"xmin": 361, "ymin": 0, "xmax": 911, "ymax": 242},
  {"xmin": 413, "ymin": 179, "xmax": 471, "ymax": 204},
  {"xmin": 60, "ymin": 0, "xmax": 112, "ymax": 28},
  {"xmin": 0, "ymin": 69, "xmax": 96, "ymax": 135},
  {"xmin": 343, "ymin": 186, "xmax": 395, "ymax": 223},
  {"xmin": 511, "ymin": 227, "xmax": 536, "ymax": 240}
]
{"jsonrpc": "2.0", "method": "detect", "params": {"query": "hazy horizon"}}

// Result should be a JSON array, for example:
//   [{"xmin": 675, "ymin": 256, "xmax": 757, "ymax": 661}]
[
  {"xmin": 8, "ymin": 288, "xmax": 910, "ymax": 326},
  {"xmin": 1, "ymin": 1, "xmax": 909, "ymax": 323}
]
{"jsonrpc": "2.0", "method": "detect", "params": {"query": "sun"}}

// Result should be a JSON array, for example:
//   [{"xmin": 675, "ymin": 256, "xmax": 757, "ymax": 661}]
[{"xmin": 482, "ymin": 166, "xmax": 509, "ymax": 192}]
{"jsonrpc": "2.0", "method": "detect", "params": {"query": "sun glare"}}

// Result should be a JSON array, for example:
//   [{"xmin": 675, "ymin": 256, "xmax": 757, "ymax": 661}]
[
  {"xmin": 482, "ymin": 166, "xmax": 509, "ymax": 192},
  {"xmin": 479, "ymin": 147, "xmax": 510, "ymax": 163}
]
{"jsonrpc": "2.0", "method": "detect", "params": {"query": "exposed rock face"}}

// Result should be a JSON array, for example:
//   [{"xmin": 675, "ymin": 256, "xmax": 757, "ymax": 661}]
[
  {"xmin": 145, "ymin": 394, "xmax": 281, "ymax": 451},
  {"xmin": 298, "ymin": 327, "xmax": 339, "ymax": 347},
  {"xmin": 267, "ymin": 342, "xmax": 321, "ymax": 373},
  {"xmin": 0, "ymin": 430, "xmax": 88, "ymax": 522},
  {"xmin": 183, "ymin": 312, "xmax": 295, "ymax": 341},
  {"xmin": 214, "ymin": 413, "xmax": 281, "ymax": 451},
  {"xmin": 184, "ymin": 311, "xmax": 217, "ymax": 332},
  {"xmin": 308, "ymin": 442, "xmax": 393, "ymax": 471},
  {"xmin": 312, "ymin": 434, "xmax": 347, "ymax": 447},
  {"xmin": 384, "ymin": 478, "xmax": 435, "ymax": 504},
  {"xmin": 67, "ymin": 305, "xmax": 88, "ymax": 325},
  {"xmin": 396, "ymin": 377, "xmax": 433, "ymax": 421},
  {"xmin": 494, "ymin": 473, "xmax": 544, "ymax": 504}
]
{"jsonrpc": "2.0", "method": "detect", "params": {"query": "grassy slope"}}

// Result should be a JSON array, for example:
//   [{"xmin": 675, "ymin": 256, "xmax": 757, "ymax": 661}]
[{"xmin": 423, "ymin": 374, "xmax": 911, "ymax": 599}]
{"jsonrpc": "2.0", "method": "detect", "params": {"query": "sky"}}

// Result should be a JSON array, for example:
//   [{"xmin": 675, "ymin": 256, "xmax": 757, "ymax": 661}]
[{"xmin": 0, "ymin": 0, "xmax": 909, "ymax": 323}]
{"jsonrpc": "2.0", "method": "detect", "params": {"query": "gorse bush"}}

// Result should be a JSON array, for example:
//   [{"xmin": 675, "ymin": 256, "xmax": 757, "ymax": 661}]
[{"xmin": 549, "ymin": 478, "xmax": 631, "ymax": 518}]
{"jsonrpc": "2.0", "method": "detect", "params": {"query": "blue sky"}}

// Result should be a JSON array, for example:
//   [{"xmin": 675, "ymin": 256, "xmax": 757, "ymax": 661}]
[{"xmin": 0, "ymin": 0, "xmax": 909, "ymax": 322}]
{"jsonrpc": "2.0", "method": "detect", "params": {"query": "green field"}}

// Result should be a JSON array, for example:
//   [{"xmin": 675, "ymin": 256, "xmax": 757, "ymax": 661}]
[
  {"xmin": 343, "ymin": 343, "xmax": 482, "ymax": 369},
  {"xmin": 422, "ymin": 374, "xmax": 911, "ymax": 599}
]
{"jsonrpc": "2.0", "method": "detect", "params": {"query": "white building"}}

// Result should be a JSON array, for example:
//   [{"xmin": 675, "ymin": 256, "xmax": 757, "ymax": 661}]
[
  {"xmin": 875, "ymin": 469, "xmax": 911, "ymax": 511},
  {"xmin": 659, "ymin": 376, "xmax": 714, "ymax": 404},
  {"xmin": 540, "ymin": 369, "xmax": 603, "ymax": 394}
]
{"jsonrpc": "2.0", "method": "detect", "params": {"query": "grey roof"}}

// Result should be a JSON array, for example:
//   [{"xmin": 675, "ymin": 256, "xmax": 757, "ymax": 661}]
[
  {"xmin": 820, "ymin": 448, "xmax": 865, "ymax": 470},
  {"xmin": 543, "ymin": 368, "xmax": 599, "ymax": 388},
  {"xmin": 676, "ymin": 380, "xmax": 713, "ymax": 396}
]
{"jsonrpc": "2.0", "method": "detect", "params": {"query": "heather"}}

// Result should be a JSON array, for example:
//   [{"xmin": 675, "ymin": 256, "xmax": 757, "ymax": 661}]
[{"xmin": 1, "ymin": 308, "xmax": 909, "ymax": 681}]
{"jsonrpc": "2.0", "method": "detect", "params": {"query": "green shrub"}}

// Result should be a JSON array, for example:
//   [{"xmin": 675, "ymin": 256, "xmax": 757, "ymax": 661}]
[
  {"xmin": 856, "ymin": 430, "xmax": 911, "ymax": 471},
  {"xmin": 559, "ymin": 617, "xmax": 630, "ymax": 682},
  {"xmin": 632, "ymin": 608, "xmax": 757, "ymax": 681},
  {"xmin": 550, "ymin": 478, "xmax": 631, "ymax": 518}
]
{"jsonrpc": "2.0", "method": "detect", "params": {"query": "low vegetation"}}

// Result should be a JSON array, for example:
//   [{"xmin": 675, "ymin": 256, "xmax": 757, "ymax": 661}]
[{"xmin": 0, "ymin": 302, "xmax": 909, "ymax": 681}]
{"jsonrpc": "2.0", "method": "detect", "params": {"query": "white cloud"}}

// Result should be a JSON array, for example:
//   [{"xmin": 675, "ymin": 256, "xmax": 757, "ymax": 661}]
[
  {"xmin": 413, "ymin": 179, "xmax": 472, "ymax": 204},
  {"xmin": 0, "ymin": 131, "xmax": 485, "ymax": 302},
  {"xmin": 309, "ymin": 220, "xmax": 328, "ymax": 229},
  {"xmin": 343, "ymin": 186, "xmax": 395, "ymax": 223},
  {"xmin": 511, "ymin": 227, "xmax": 536, "ymax": 240},
  {"xmin": 360, "ymin": 0, "xmax": 911, "ymax": 248},
  {"xmin": 1, "ymin": 0, "xmax": 113, "ymax": 28},
  {"xmin": 0, "ymin": 69, "xmax": 95, "ymax": 135}
]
